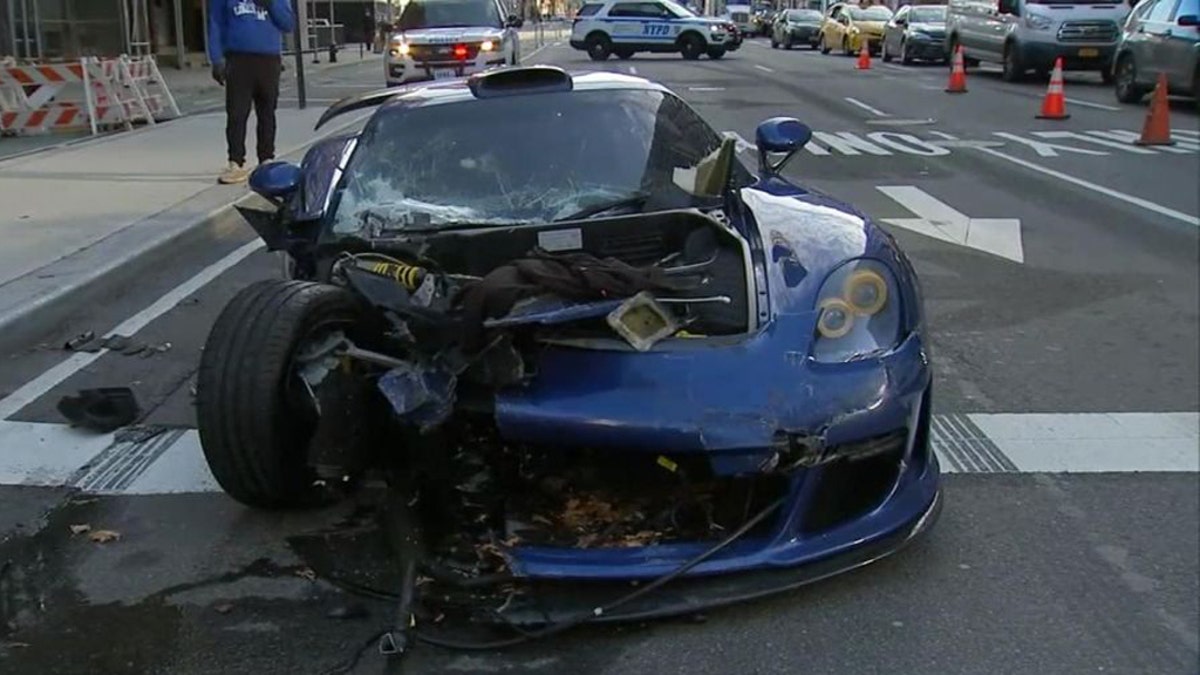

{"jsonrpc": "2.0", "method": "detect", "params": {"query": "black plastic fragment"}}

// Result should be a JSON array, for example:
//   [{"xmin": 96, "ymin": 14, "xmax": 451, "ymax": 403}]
[{"xmin": 56, "ymin": 387, "xmax": 140, "ymax": 432}]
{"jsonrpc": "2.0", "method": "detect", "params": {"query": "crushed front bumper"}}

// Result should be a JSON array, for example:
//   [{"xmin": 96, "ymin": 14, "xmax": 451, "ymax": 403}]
[{"xmin": 493, "ymin": 473, "xmax": 942, "ymax": 625}]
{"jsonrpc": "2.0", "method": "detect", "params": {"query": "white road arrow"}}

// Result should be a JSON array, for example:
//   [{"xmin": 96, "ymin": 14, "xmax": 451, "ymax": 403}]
[{"xmin": 876, "ymin": 186, "xmax": 1025, "ymax": 264}]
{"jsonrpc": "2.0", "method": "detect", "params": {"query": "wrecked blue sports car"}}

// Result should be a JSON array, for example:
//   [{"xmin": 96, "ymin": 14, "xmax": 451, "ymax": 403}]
[{"xmin": 195, "ymin": 66, "xmax": 940, "ymax": 640}]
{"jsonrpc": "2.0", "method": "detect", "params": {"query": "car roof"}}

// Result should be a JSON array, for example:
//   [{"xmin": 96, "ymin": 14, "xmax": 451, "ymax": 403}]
[{"xmin": 377, "ymin": 69, "xmax": 671, "ymax": 112}]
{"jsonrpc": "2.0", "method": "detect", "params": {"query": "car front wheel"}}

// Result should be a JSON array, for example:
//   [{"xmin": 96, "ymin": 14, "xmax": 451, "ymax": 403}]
[
  {"xmin": 196, "ymin": 280, "xmax": 367, "ymax": 509},
  {"xmin": 1114, "ymin": 54, "xmax": 1147, "ymax": 103}
]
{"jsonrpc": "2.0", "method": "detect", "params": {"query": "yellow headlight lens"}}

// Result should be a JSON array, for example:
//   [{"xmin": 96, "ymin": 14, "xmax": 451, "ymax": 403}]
[
  {"xmin": 817, "ymin": 298, "xmax": 855, "ymax": 339},
  {"xmin": 481, "ymin": 40, "xmax": 495, "ymax": 51},
  {"xmin": 398, "ymin": 42, "xmax": 410, "ymax": 55},
  {"xmin": 843, "ymin": 269, "xmax": 888, "ymax": 315}
]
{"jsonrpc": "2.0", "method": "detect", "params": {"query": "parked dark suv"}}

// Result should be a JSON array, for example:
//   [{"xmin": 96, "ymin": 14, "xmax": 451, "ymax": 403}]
[{"xmin": 1113, "ymin": 0, "xmax": 1199, "ymax": 106}]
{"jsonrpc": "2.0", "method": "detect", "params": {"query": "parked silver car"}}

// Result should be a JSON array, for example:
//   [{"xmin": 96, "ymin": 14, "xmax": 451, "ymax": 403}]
[
  {"xmin": 771, "ymin": 8, "xmax": 824, "ymax": 49},
  {"xmin": 882, "ymin": 4, "xmax": 949, "ymax": 64},
  {"xmin": 1112, "ymin": 0, "xmax": 1199, "ymax": 106}
]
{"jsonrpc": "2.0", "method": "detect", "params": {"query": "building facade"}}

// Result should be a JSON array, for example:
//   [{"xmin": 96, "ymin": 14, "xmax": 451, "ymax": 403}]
[{"xmin": 2, "ymin": 0, "xmax": 395, "ymax": 67}]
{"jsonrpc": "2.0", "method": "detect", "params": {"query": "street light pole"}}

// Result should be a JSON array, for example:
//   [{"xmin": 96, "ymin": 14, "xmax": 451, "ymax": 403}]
[{"xmin": 292, "ymin": 0, "xmax": 306, "ymax": 109}]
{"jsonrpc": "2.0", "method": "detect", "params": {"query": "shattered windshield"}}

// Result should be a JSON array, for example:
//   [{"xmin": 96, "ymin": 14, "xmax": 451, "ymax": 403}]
[{"xmin": 330, "ymin": 89, "xmax": 738, "ymax": 235}]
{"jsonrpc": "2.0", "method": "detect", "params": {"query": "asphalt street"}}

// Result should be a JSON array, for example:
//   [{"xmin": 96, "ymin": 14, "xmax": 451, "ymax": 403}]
[{"xmin": 1, "ymin": 37, "xmax": 1197, "ymax": 675}]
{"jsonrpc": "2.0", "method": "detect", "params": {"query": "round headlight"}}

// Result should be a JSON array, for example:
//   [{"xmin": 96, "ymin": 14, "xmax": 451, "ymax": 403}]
[
  {"xmin": 844, "ymin": 269, "xmax": 888, "ymax": 315},
  {"xmin": 817, "ymin": 298, "xmax": 855, "ymax": 339},
  {"xmin": 481, "ymin": 39, "xmax": 495, "ymax": 51},
  {"xmin": 398, "ymin": 42, "xmax": 411, "ymax": 55}
]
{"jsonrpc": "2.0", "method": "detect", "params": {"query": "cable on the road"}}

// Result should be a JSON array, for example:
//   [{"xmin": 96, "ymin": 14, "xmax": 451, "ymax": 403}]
[{"xmin": 320, "ymin": 495, "xmax": 786, "ymax": 660}]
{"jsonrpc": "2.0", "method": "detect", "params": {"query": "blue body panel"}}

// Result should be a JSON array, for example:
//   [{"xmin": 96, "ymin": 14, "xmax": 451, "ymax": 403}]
[{"xmin": 292, "ymin": 72, "xmax": 939, "ymax": 583}]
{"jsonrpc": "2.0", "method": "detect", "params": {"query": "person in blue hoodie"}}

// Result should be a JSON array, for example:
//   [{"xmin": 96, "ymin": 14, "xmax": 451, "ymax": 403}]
[{"xmin": 207, "ymin": 0, "xmax": 296, "ymax": 184}]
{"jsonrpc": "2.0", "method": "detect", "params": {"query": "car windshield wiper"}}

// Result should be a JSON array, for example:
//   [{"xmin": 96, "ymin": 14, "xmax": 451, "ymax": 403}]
[{"xmin": 556, "ymin": 192, "xmax": 650, "ymax": 222}]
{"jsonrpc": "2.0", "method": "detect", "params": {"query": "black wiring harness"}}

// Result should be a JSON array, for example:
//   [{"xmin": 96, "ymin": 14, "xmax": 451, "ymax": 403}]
[{"xmin": 321, "ymin": 495, "xmax": 786, "ymax": 674}]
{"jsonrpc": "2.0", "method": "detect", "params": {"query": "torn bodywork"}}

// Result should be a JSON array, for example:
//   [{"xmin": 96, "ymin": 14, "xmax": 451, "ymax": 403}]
[{"xmin": 195, "ymin": 67, "xmax": 940, "ymax": 639}]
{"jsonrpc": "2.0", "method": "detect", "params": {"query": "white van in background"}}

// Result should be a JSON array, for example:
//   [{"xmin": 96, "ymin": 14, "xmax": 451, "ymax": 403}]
[{"xmin": 945, "ymin": 0, "xmax": 1131, "ymax": 82}]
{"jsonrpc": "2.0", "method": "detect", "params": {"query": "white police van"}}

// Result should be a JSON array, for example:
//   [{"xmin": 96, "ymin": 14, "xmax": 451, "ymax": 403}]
[{"xmin": 571, "ymin": 0, "xmax": 738, "ymax": 60}]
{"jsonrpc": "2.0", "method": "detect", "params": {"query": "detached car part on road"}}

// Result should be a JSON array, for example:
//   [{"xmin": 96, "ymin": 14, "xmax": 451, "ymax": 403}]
[
  {"xmin": 572, "ymin": 0, "xmax": 738, "ymax": 60},
  {"xmin": 196, "ymin": 66, "xmax": 941, "ymax": 642}
]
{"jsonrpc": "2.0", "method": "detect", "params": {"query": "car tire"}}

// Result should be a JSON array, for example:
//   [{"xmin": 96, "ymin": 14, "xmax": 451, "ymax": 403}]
[
  {"xmin": 586, "ymin": 34, "xmax": 612, "ymax": 61},
  {"xmin": 1001, "ymin": 42, "xmax": 1025, "ymax": 82},
  {"xmin": 1100, "ymin": 67, "xmax": 1115, "ymax": 85},
  {"xmin": 843, "ymin": 36, "xmax": 853, "ymax": 56},
  {"xmin": 882, "ymin": 40, "xmax": 893, "ymax": 62},
  {"xmin": 680, "ymin": 33, "xmax": 704, "ymax": 60},
  {"xmin": 1114, "ymin": 54, "xmax": 1147, "ymax": 103},
  {"xmin": 196, "ymin": 279, "xmax": 366, "ymax": 510},
  {"xmin": 707, "ymin": 46, "xmax": 726, "ymax": 59},
  {"xmin": 901, "ymin": 40, "xmax": 914, "ymax": 65},
  {"xmin": 771, "ymin": 36, "xmax": 779, "ymax": 48},
  {"xmin": 820, "ymin": 33, "xmax": 831, "ymax": 54},
  {"xmin": 615, "ymin": 48, "xmax": 634, "ymax": 59}
]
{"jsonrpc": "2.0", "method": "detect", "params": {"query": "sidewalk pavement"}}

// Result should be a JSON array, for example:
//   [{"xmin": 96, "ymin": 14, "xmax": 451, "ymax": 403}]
[{"xmin": 0, "ymin": 106, "xmax": 369, "ymax": 354}]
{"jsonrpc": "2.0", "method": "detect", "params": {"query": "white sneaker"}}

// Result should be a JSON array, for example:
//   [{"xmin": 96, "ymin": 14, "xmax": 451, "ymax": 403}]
[{"xmin": 218, "ymin": 161, "xmax": 249, "ymax": 184}]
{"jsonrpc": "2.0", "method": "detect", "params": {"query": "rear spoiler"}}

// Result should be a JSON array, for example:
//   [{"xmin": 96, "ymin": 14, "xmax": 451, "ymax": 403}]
[{"xmin": 314, "ymin": 86, "xmax": 411, "ymax": 131}]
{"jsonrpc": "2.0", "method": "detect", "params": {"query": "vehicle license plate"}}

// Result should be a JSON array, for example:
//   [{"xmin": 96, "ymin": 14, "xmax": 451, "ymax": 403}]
[
  {"xmin": 1078, "ymin": 48, "xmax": 1099, "ymax": 57},
  {"xmin": 433, "ymin": 68, "xmax": 456, "ymax": 80}
]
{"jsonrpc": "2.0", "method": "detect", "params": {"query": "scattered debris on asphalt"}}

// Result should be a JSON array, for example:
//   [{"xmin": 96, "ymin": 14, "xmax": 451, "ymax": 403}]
[
  {"xmin": 295, "ymin": 567, "xmax": 317, "ymax": 581},
  {"xmin": 326, "ymin": 603, "xmax": 369, "ymax": 620},
  {"xmin": 69, "ymin": 523, "xmax": 91, "ymax": 535},
  {"xmin": 87, "ymin": 530, "xmax": 121, "ymax": 544},
  {"xmin": 56, "ymin": 387, "xmax": 140, "ymax": 432},
  {"xmin": 214, "ymin": 603, "xmax": 234, "ymax": 614},
  {"xmin": 61, "ymin": 331, "xmax": 171, "ymax": 357}
]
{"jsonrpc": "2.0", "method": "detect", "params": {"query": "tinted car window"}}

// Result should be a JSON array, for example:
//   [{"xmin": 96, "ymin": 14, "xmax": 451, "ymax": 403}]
[
  {"xmin": 848, "ymin": 6, "xmax": 893, "ymax": 20},
  {"xmin": 909, "ymin": 6, "xmax": 947, "ymax": 22},
  {"xmin": 577, "ymin": 3, "xmax": 603, "ymax": 16},
  {"xmin": 330, "ymin": 90, "xmax": 745, "ymax": 234},
  {"xmin": 397, "ymin": 0, "xmax": 502, "ymax": 29},
  {"xmin": 787, "ymin": 9, "xmax": 823, "ymax": 20},
  {"xmin": 1147, "ymin": 0, "xmax": 1176, "ymax": 21}
]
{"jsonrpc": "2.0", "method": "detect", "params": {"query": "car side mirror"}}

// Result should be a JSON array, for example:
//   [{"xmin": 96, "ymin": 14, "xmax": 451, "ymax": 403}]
[
  {"xmin": 506, "ymin": 14, "xmax": 524, "ymax": 28},
  {"xmin": 895, "ymin": 17, "xmax": 907, "ymax": 26},
  {"xmin": 1178, "ymin": 14, "xmax": 1199, "ymax": 25},
  {"xmin": 755, "ymin": 117, "xmax": 812, "ymax": 178},
  {"xmin": 249, "ymin": 161, "xmax": 301, "ymax": 203}
]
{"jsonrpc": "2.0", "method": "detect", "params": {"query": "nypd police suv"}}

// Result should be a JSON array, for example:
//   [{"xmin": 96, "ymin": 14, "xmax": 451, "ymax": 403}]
[
  {"xmin": 386, "ymin": 0, "xmax": 522, "ymax": 86},
  {"xmin": 571, "ymin": 0, "xmax": 739, "ymax": 60}
]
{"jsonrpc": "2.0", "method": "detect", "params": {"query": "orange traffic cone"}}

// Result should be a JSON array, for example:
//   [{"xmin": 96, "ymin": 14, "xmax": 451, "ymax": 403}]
[
  {"xmin": 1036, "ymin": 58, "xmax": 1069, "ymax": 119},
  {"xmin": 1135, "ymin": 72, "xmax": 1174, "ymax": 146},
  {"xmin": 945, "ymin": 46, "xmax": 967, "ymax": 93},
  {"xmin": 856, "ymin": 39, "xmax": 871, "ymax": 70}
]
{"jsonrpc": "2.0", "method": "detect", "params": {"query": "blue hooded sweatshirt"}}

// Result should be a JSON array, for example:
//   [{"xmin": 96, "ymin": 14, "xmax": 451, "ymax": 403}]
[{"xmin": 207, "ymin": 0, "xmax": 296, "ymax": 65}]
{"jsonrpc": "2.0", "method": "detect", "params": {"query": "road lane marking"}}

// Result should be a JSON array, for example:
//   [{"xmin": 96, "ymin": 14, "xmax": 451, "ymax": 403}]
[
  {"xmin": 0, "ymin": 240, "xmax": 265, "ymax": 421},
  {"xmin": 1088, "ymin": 129, "xmax": 1200, "ymax": 153},
  {"xmin": 972, "ymin": 145, "xmax": 1200, "ymax": 226},
  {"xmin": 844, "ymin": 97, "xmax": 890, "ymax": 117},
  {"xmin": 754, "ymin": 64, "xmax": 774, "ymax": 73},
  {"xmin": 1033, "ymin": 130, "xmax": 1158, "ymax": 155},
  {"xmin": 811, "ymin": 131, "xmax": 891, "ymax": 155},
  {"xmin": 4, "ymin": 412, "xmax": 1194, "ymax": 492},
  {"xmin": 928, "ymin": 130, "xmax": 958, "ymax": 140},
  {"xmin": 1064, "ymin": 97, "xmax": 1121, "ymax": 112},
  {"xmin": 878, "ymin": 185, "xmax": 1024, "ymax": 262},
  {"xmin": 992, "ymin": 131, "xmax": 1108, "ymax": 157}
]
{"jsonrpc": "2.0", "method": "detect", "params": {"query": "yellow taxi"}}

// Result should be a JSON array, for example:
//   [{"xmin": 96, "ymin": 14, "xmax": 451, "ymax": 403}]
[{"xmin": 819, "ymin": 2, "xmax": 894, "ymax": 56}]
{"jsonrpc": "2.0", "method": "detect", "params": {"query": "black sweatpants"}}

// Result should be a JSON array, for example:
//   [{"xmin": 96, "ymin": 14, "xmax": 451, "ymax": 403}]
[{"xmin": 224, "ymin": 52, "xmax": 282, "ymax": 165}]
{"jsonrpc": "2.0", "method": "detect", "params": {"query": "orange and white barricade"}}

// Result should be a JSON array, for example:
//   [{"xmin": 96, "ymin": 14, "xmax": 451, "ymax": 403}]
[{"xmin": 0, "ymin": 55, "xmax": 177, "ymax": 136}]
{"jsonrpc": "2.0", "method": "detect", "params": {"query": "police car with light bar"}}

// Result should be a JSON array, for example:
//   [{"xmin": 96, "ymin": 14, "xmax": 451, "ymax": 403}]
[
  {"xmin": 571, "ymin": 0, "xmax": 739, "ymax": 61},
  {"xmin": 386, "ymin": 0, "xmax": 523, "ymax": 86}
]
